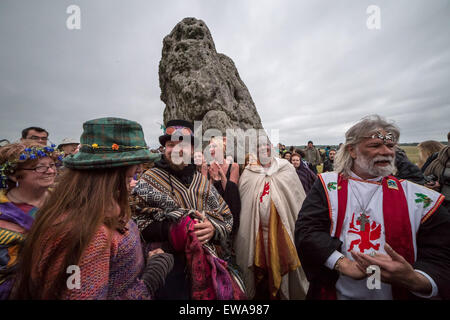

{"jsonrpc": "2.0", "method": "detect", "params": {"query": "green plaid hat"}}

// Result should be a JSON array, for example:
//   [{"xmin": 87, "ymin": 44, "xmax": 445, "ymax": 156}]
[{"xmin": 63, "ymin": 117, "xmax": 160, "ymax": 170}]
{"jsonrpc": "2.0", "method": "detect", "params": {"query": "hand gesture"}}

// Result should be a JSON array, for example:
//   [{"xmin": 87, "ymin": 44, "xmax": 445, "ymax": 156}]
[
  {"xmin": 425, "ymin": 180, "xmax": 440, "ymax": 191},
  {"xmin": 148, "ymin": 248, "xmax": 165, "ymax": 258},
  {"xmin": 193, "ymin": 211, "xmax": 215, "ymax": 244},
  {"xmin": 200, "ymin": 160, "xmax": 208, "ymax": 176},
  {"xmin": 208, "ymin": 162, "xmax": 221, "ymax": 181},
  {"xmin": 337, "ymin": 257, "xmax": 368, "ymax": 280},
  {"xmin": 352, "ymin": 244, "xmax": 432, "ymax": 294}
]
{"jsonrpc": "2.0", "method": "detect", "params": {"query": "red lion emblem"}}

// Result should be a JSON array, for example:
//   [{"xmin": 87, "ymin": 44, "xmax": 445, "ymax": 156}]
[
  {"xmin": 260, "ymin": 182, "xmax": 270, "ymax": 203},
  {"xmin": 347, "ymin": 212, "xmax": 381, "ymax": 253}
]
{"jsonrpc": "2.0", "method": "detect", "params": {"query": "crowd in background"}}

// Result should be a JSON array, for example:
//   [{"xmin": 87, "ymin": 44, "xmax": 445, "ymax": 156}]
[{"xmin": 0, "ymin": 120, "xmax": 449, "ymax": 300}]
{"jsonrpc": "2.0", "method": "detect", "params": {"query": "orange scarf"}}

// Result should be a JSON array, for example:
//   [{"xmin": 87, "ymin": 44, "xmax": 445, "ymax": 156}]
[{"xmin": 254, "ymin": 201, "xmax": 301, "ymax": 299}]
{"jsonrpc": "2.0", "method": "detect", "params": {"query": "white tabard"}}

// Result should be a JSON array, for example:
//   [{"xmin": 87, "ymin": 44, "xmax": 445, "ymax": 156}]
[{"xmin": 319, "ymin": 171, "xmax": 444, "ymax": 300}]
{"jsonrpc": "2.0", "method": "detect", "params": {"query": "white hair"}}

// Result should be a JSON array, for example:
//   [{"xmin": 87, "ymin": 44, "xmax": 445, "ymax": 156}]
[{"xmin": 334, "ymin": 115, "xmax": 400, "ymax": 177}]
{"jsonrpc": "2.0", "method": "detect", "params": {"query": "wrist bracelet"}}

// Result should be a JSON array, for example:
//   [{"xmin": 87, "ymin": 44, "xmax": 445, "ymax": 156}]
[{"xmin": 334, "ymin": 256, "xmax": 345, "ymax": 271}]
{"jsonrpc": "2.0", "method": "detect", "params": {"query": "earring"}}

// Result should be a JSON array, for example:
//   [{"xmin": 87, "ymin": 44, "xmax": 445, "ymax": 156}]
[{"xmin": 16, "ymin": 181, "xmax": 19, "ymax": 188}]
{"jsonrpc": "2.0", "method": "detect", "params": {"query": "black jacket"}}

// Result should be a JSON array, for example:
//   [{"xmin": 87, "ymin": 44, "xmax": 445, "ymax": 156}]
[
  {"xmin": 295, "ymin": 178, "xmax": 450, "ymax": 299},
  {"xmin": 395, "ymin": 147, "xmax": 425, "ymax": 185}
]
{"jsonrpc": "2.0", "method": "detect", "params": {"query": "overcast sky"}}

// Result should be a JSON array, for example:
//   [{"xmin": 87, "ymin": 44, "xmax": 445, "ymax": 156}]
[{"xmin": 1, "ymin": 0, "xmax": 449, "ymax": 147}]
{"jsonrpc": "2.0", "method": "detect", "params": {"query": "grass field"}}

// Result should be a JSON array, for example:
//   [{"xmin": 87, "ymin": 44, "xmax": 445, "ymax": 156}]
[
  {"xmin": 400, "ymin": 145, "xmax": 420, "ymax": 166},
  {"xmin": 316, "ymin": 145, "xmax": 420, "ymax": 174}
]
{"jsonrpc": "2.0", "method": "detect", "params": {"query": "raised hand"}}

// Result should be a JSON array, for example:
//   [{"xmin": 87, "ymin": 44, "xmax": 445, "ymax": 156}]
[{"xmin": 208, "ymin": 162, "xmax": 219, "ymax": 180}]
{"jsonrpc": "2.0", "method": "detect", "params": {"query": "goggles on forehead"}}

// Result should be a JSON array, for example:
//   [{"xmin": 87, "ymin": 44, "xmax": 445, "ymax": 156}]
[
  {"xmin": 165, "ymin": 126, "xmax": 193, "ymax": 136},
  {"xmin": 366, "ymin": 131, "xmax": 397, "ymax": 144}
]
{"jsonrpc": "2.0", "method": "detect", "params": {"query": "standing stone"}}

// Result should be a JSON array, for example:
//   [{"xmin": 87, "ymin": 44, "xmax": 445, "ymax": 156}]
[{"xmin": 159, "ymin": 17, "xmax": 265, "ymax": 139}]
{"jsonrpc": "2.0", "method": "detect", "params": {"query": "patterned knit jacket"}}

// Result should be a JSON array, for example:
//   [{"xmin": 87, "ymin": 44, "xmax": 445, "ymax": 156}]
[
  {"xmin": 36, "ymin": 220, "xmax": 152, "ymax": 300},
  {"xmin": 0, "ymin": 191, "xmax": 36, "ymax": 300}
]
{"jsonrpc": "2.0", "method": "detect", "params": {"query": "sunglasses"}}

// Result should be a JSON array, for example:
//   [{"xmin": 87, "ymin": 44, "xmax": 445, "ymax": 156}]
[{"xmin": 165, "ymin": 126, "xmax": 193, "ymax": 136}]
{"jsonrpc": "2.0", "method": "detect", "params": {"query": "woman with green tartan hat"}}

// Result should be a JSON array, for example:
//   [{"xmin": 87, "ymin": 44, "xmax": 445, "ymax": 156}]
[
  {"xmin": 63, "ymin": 117, "xmax": 161, "ymax": 169},
  {"xmin": 12, "ymin": 117, "xmax": 173, "ymax": 299},
  {"xmin": 0, "ymin": 141, "xmax": 62, "ymax": 299}
]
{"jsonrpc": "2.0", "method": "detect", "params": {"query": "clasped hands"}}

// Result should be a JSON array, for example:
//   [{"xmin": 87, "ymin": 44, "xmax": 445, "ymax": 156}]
[{"xmin": 339, "ymin": 243, "xmax": 432, "ymax": 295}]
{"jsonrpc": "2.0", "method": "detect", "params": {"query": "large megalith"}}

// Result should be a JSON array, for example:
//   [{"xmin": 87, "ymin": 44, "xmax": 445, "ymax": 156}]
[{"xmin": 159, "ymin": 17, "xmax": 265, "ymax": 138}]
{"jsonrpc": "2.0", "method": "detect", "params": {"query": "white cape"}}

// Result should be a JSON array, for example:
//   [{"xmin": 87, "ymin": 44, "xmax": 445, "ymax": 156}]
[{"xmin": 235, "ymin": 157, "xmax": 309, "ymax": 299}]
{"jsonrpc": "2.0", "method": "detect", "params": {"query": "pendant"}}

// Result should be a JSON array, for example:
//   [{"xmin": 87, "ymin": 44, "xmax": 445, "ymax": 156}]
[{"xmin": 357, "ymin": 212, "xmax": 370, "ymax": 231}]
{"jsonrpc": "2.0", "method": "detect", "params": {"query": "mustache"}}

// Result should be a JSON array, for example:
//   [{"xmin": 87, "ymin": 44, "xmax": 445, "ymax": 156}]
[{"xmin": 372, "ymin": 155, "xmax": 394, "ymax": 163}]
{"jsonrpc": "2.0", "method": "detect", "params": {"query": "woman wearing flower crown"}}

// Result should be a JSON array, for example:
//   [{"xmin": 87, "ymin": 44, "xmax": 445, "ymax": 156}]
[{"xmin": 0, "ymin": 141, "xmax": 62, "ymax": 299}]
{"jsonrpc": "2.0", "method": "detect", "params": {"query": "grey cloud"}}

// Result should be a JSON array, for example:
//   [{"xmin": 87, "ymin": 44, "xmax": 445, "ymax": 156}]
[{"xmin": 0, "ymin": 0, "xmax": 449, "ymax": 147}]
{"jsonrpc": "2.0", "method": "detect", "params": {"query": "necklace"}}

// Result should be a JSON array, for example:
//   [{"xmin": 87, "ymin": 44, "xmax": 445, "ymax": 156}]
[{"xmin": 348, "ymin": 179, "xmax": 381, "ymax": 230}]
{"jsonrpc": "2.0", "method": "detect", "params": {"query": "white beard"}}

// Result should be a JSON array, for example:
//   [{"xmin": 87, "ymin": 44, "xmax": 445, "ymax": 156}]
[{"xmin": 355, "ymin": 150, "xmax": 395, "ymax": 177}]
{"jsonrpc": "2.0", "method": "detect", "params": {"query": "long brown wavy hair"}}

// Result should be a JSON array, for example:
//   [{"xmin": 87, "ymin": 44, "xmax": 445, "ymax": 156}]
[{"xmin": 11, "ymin": 166, "xmax": 131, "ymax": 299}]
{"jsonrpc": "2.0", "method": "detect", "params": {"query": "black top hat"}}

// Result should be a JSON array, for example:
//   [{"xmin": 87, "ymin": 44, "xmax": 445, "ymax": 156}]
[{"xmin": 159, "ymin": 120, "xmax": 198, "ymax": 146}]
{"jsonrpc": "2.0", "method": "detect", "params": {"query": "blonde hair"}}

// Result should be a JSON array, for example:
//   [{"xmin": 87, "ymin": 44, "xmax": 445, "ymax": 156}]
[
  {"xmin": 417, "ymin": 140, "xmax": 445, "ymax": 168},
  {"xmin": 210, "ymin": 137, "xmax": 226, "ymax": 153}
]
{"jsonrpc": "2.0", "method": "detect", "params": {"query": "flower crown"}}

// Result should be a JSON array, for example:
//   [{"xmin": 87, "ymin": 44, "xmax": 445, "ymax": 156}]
[{"xmin": 0, "ymin": 144, "xmax": 63, "ymax": 189}]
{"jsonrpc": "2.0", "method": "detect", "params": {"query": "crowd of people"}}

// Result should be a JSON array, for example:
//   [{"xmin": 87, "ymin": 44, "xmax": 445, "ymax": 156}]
[{"xmin": 0, "ymin": 115, "xmax": 449, "ymax": 300}]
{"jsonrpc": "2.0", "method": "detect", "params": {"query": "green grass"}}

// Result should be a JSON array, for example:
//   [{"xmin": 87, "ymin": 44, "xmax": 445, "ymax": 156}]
[{"xmin": 400, "ymin": 145, "xmax": 420, "ymax": 166}]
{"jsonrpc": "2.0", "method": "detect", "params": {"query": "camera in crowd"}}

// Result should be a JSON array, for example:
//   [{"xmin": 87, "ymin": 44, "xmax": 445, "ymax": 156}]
[{"xmin": 424, "ymin": 174, "xmax": 437, "ymax": 184}]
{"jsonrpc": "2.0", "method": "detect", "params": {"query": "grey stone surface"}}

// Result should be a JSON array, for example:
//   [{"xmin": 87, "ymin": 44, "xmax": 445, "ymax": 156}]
[{"xmin": 159, "ymin": 17, "xmax": 265, "ymax": 139}]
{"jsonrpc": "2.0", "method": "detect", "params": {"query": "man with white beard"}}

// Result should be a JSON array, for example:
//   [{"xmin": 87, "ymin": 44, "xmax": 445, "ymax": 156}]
[{"xmin": 295, "ymin": 115, "xmax": 450, "ymax": 300}]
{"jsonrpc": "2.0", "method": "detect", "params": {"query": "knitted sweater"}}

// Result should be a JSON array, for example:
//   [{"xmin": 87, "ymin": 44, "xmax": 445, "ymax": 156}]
[{"xmin": 36, "ymin": 219, "xmax": 169, "ymax": 300}]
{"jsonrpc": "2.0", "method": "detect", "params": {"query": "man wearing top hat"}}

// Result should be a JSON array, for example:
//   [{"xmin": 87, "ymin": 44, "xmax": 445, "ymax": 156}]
[{"xmin": 130, "ymin": 120, "xmax": 246, "ymax": 300}]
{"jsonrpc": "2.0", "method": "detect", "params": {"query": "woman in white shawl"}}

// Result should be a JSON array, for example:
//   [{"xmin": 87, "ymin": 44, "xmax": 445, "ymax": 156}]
[{"xmin": 235, "ymin": 140, "xmax": 309, "ymax": 300}]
